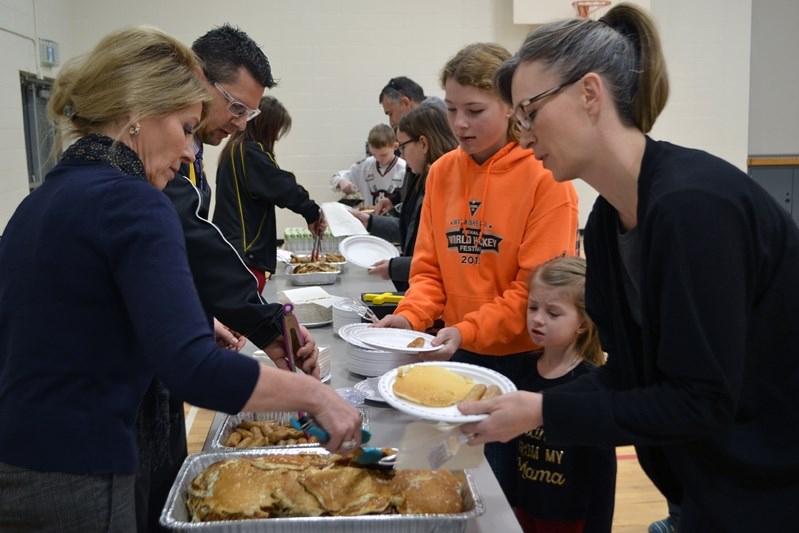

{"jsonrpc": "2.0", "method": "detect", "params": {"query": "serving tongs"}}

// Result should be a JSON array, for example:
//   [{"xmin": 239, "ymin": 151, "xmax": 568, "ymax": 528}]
[
  {"xmin": 282, "ymin": 303, "xmax": 390, "ymax": 467},
  {"xmin": 289, "ymin": 414, "xmax": 393, "ymax": 468},
  {"xmin": 310, "ymin": 213, "xmax": 325, "ymax": 261},
  {"xmin": 282, "ymin": 302, "xmax": 307, "ymax": 374}
]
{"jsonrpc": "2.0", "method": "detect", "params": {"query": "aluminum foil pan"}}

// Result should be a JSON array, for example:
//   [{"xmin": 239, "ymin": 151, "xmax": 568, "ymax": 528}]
[
  {"xmin": 210, "ymin": 410, "xmax": 368, "ymax": 450},
  {"xmin": 160, "ymin": 447, "xmax": 484, "ymax": 532},
  {"xmin": 286, "ymin": 264, "xmax": 341, "ymax": 286}
]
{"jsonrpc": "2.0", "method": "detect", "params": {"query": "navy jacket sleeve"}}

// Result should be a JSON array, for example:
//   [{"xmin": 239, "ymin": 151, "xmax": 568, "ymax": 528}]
[{"xmin": 162, "ymin": 175, "xmax": 284, "ymax": 348}]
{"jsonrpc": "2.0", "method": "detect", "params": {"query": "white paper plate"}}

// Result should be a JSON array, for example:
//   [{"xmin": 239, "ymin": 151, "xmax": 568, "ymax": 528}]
[
  {"xmin": 351, "ymin": 328, "xmax": 442, "ymax": 354},
  {"xmin": 338, "ymin": 323, "xmax": 382, "ymax": 350},
  {"xmin": 377, "ymin": 361, "xmax": 516, "ymax": 423},
  {"xmin": 353, "ymin": 376, "xmax": 385, "ymax": 403},
  {"xmin": 301, "ymin": 319, "xmax": 333, "ymax": 328},
  {"xmin": 338, "ymin": 235, "xmax": 399, "ymax": 268}
]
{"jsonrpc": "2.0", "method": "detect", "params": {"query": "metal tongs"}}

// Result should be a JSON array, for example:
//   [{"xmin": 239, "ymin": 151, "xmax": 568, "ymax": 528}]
[{"xmin": 310, "ymin": 213, "xmax": 324, "ymax": 261}]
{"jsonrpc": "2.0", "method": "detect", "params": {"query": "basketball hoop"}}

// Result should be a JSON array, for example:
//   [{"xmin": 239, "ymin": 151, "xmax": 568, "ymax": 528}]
[{"xmin": 572, "ymin": 0, "xmax": 611, "ymax": 18}]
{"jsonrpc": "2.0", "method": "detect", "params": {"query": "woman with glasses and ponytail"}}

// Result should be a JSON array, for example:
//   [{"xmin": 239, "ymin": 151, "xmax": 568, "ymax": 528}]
[{"xmin": 458, "ymin": 5, "xmax": 799, "ymax": 532}]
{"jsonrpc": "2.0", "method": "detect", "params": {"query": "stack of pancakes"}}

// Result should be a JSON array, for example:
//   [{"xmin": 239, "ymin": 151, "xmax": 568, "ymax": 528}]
[{"xmin": 187, "ymin": 453, "xmax": 464, "ymax": 521}]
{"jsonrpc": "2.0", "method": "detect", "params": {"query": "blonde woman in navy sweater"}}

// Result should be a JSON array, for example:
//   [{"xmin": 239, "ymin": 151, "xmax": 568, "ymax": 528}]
[{"xmin": 0, "ymin": 26, "xmax": 362, "ymax": 531}]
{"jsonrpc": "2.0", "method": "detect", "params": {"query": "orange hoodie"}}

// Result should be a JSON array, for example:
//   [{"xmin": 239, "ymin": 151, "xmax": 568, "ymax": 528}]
[{"xmin": 395, "ymin": 142, "xmax": 578, "ymax": 355}]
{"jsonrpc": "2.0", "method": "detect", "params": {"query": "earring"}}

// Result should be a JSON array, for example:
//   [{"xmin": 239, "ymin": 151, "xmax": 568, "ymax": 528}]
[
  {"xmin": 129, "ymin": 122, "xmax": 141, "ymax": 136},
  {"xmin": 505, "ymin": 113, "xmax": 512, "ymax": 119}
]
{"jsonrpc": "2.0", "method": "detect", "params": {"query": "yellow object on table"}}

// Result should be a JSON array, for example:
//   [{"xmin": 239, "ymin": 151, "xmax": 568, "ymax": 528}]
[{"xmin": 363, "ymin": 292, "xmax": 405, "ymax": 305}]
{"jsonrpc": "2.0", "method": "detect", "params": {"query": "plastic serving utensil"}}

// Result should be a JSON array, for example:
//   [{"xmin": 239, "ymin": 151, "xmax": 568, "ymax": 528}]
[
  {"xmin": 282, "ymin": 302, "xmax": 306, "ymax": 374},
  {"xmin": 363, "ymin": 292, "xmax": 405, "ymax": 305},
  {"xmin": 289, "ymin": 415, "xmax": 385, "ymax": 465}
]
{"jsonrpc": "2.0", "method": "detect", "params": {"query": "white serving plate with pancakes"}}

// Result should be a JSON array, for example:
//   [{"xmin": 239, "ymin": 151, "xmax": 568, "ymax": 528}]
[{"xmin": 378, "ymin": 362, "xmax": 516, "ymax": 423}]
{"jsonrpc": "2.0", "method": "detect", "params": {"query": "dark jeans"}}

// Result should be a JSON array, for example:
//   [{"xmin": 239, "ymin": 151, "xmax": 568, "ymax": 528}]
[
  {"xmin": 0, "ymin": 462, "xmax": 136, "ymax": 532},
  {"xmin": 452, "ymin": 348, "xmax": 536, "ymax": 499}
]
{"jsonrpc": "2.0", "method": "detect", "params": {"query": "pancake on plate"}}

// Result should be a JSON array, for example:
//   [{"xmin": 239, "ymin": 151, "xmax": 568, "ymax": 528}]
[{"xmin": 392, "ymin": 365, "xmax": 475, "ymax": 407}]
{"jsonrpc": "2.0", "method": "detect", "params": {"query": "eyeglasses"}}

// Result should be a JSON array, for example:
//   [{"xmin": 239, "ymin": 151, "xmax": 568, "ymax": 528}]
[
  {"xmin": 397, "ymin": 139, "xmax": 417, "ymax": 155},
  {"xmin": 514, "ymin": 75, "xmax": 583, "ymax": 131},
  {"xmin": 214, "ymin": 83, "xmax": 261, "ymax": 121}
]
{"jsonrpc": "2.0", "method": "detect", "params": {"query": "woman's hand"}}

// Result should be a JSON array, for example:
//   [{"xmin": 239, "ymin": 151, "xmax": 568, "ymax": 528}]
[
  {"xmin": 367, "ymin": 259, "xmax": 391, "ymax": 280},
  {"xmin": 458, "ymin": 391, "xmax": 543, "ymax": 444},
  {"xmin": 309, "ymin": 216, "xmax": 327, "ymax": 237},
  {"xmin": 415, "ymin": 326, "xmax": 461, "ymax": 361},
  {"xmin": 374, "ymin": 314, "xmax": 412, "ymax": 329},
  {"xmin": 373, "ymin": 198, "xmax": 394, "ymax": 216},
  {"xmin": 243, "ymin": 366, "xmax": 363, "ymax": 454},
  {"xmin": 307, "ymin": 386, "xmax": 365, "ymax": 454}
]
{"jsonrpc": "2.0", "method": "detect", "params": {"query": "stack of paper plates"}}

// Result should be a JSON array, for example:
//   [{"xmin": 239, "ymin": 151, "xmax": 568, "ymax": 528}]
[
  {"xmin": 332, "ymin": 299, "xmax": 362, "ymax": 336},
  {"xmin": 337, "ymin": 323, "xmax": 417, "ymax": 377}
]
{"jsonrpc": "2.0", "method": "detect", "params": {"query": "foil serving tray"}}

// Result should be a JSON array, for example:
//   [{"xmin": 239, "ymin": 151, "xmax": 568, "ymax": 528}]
[
  {"xmin": 210, "ymin": 410, "xmax": 368, "ymax": 451},
  {"xmin": 160, "ymin": 447, "xmax": 484, "ymax": 533},
  {"xmin": 286, "ymin": 264, "xmax": 341, "ymax": 286}
]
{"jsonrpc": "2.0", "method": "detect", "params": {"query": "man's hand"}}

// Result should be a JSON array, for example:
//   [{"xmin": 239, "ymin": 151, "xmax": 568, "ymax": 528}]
[
  {"xmin": 214, "ymin": 318, "xmax": 247, "ymax": 350},
  {"xmin": 262, "ymin": 325, "xmax": 320, "ymax": 378}
]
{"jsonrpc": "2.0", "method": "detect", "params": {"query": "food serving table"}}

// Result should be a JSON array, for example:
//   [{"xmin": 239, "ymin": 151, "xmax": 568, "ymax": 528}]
[{"xmin": 201, "ymin": 261, "xmax": 522, "ymax": 533}]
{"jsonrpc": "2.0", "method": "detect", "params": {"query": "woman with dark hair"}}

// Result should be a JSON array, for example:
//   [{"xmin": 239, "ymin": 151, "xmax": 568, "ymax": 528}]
[
  {"xmin": 349, "ymin": 105, "xmax": 457, "ymax": 291},
  {"xmin": 459, "ymin": 4, "xmax": 799, "ymax": 531},
  {"xmin": 214, "ymin": 96, "xmax": 324, "ymax": 291}
]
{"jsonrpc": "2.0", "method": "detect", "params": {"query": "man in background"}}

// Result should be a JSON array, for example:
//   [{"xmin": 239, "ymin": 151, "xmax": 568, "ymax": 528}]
[
  {"xmin": 379, "ymin": 76, "xmax": 446, "ymax": 128},
  {"xmin": 374, "ymin": 76, "xmax": 447, "ymax": 215}
]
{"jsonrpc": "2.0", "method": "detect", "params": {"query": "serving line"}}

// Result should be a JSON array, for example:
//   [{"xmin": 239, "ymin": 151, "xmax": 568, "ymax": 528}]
[{"xmin": 201, "ymin": 261, "xmax": 522, "ymax": 533}]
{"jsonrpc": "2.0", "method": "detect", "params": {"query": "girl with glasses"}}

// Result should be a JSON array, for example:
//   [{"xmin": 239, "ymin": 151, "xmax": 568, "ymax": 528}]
[
  {"xmin": 349, "ymin": 105, "xmax": 457, "ymax": 291},
  {"xmin": 459, "ymin": 5, "xmax": 799, "ymax": 531},
  {"xmin": 374, "ymin": 42, "xmax": 579, "ymax": 495}
]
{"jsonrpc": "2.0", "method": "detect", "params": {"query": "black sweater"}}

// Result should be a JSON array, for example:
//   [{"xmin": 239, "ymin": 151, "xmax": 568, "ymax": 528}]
[
  {"xmin": 163, "ymin": 171, "xmax": 284, "ymax": 349},
  {"xmin": 512, "ymin": 356, "xmax": 615, "ymax": 532},
  {"xmin": 544, "ymin": 137, "xmax": 799, "ymax": 532},
  {"xmin": 213, "ymin": 141, "xmax": 320, "ymax": 274}
]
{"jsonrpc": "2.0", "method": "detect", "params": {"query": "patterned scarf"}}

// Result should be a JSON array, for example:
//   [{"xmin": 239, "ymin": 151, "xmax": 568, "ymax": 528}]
[{"xmin": 60, "ymin": 133, "xmax": 147, "ymax": 179}]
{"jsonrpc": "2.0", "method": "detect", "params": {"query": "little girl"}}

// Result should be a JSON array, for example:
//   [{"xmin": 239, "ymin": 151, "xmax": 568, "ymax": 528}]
[{"xmin": 512, "ymin": 256, "xmax": 616, "ymax": 533}]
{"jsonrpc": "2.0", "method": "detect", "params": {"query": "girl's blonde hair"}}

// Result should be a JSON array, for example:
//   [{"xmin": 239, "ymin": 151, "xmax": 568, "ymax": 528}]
[
  {"xmin": 47, "ymin": 25, "xmax": 210, "ymax": 152},
  {"xmin": 439, "ymin": 42, "xmax": 519, "ymax": 142},
  {"xmin": 530, "ymin": 256, "xmax": 605, "ymax": 366}
]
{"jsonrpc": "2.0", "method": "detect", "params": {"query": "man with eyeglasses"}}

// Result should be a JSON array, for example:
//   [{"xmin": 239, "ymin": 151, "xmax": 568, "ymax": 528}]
[{"xmin": 140, "ymin": 25, "xmax": 320, "ymax": 533}]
